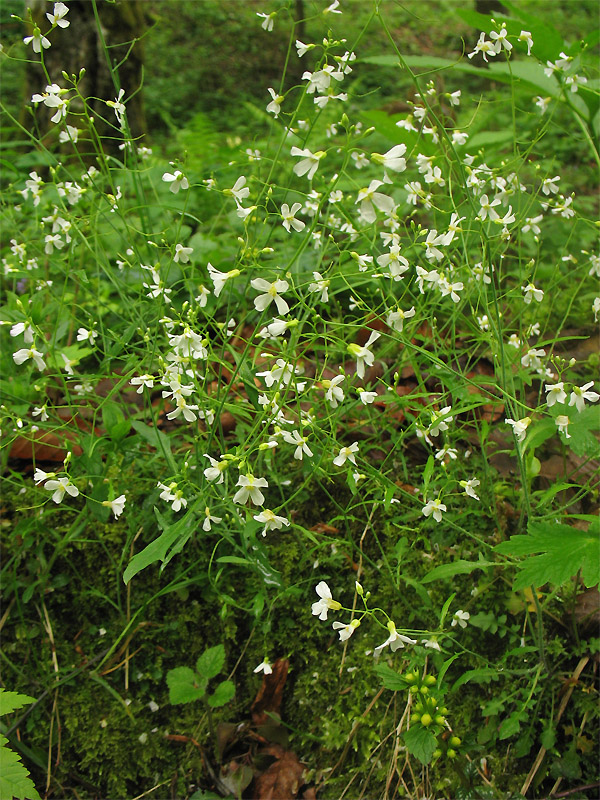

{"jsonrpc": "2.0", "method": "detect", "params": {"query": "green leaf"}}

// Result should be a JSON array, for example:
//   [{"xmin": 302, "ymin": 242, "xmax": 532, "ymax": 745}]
[
  {"xmin": 0, "ymin": 690, "xmax": 35, "ymax": 717},
  {"xmin": 123, "ymin": 508, "xmax": 196, "ymax": 584},
  {"xmin": 196, "ymin": 645, "xmax": 225, "ymax": 680},
  {"xmin": 422, "ymin": 557, "xmax": 494, "ymax": 584},
  {"xmin": 131, "ymin": 420, "xmax": 173, "ymax": 461},
  {"xmin": 166, "ymin": 667, "xmax": 206, "ymax": 705},
  {"xmin": 0, "ymin": 734, "xmax": 41, "ymax": 800},
  {"xmin": 567, "ymin": 406, "xmax": 600, "ymax": 458},
  {"xmin": 498, "ymin": 711, "xmax": 523, "ymax": 740},
  {"xmin": 207, "ymin": 680, "xmax": 235, "ymax": 708},
  {"xmin": 102, "ymin": 401, "xmax": 130, "ymax": 442},
  {"xmin": 541, "ymin": 727, "xmax": 556, "ymax": 749},
  {"xmin": 439, "ymin": 593, "xmax": 456, "ymax": 627},
  {"xmin": 374, "ymin": 664, "xmax": 406, "ymax": 692},
  {"xmin": 403, "ymin": 725, "xmax": 438, "ymax": 765},
  {"xmin": 495, "ymin": 520, "xmax": 600, "ymax": 590},
  {"xmin": 452, "ymin": 668, "xmax": 500, "ymax": 692}
]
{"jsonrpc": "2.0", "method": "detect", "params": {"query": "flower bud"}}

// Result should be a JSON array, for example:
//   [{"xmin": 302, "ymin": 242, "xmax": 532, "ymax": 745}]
[
  {"xmin": 449, "ymin": 736, "xmax": 461, "ymax": 747},
  {"xmin": 420, "ymin": 713, "xmax": 432, "ymax": 727}
]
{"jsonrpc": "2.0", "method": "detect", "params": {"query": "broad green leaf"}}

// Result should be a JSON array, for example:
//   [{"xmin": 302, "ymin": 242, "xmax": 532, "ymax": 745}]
[
  {"xmin": 130, "ymin": 420, "xmax": 173, "ymax": 461},
  {"xmin": 422, "ymin": 557, "xmax": 494, "ymax": 584},
  {"xmin": 567, "ymin": 406, "xmax": 600, "ymax": 458},
  {"xmin": 452, "ymin": 668, "xmax": 500, "ymax": 692},
  {"xmin": 0, "ymin": 735, "xmax": 41, "ymax": 800},
  {"xmin": 123, "ymin": 508, "xmax": 196, "ymax": 584},
  {"xmin": 495, "ymin": 520, "xmax": 600, "ymax": 589},
  {"xmin": 403, "ymin": 725, "xmax": 437, "ymax": 765},
  {"xmin": 166, "ymin": 667, "xmax": 206, "ymax": 705},
  {"xmin": 0, "ymin": 690, "xmax": 35, "ymax": 717},
  {"xmin": 196, "ymin": 645, "xmax": 225, "ymax": 680},
  {"xmin": 102, "ymin": 401, "xmax": 130, "ymax": 442},
  {"xmin": 374, "ymin": 664, "xmax": 406, "ymax": 692},
  {"xmin": 207, "ymin": 680, "xmax": 235, "ymax": 708},
  {"xmin": 498, "ymin": 711, "xmax": 523, "ymax": 740}
]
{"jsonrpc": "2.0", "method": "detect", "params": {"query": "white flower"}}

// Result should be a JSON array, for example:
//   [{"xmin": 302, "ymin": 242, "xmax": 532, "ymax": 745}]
[
  {"xmin": 324, "ymin": 0, "xmax": 342, "ymax": 13},
  {"xmin": 358, "ymin": 389, "xmax": 377, "ymax": 405},
  {"xmin": 10, "ymin": 321, "xmax": 34, "ymax": 343},
  {"xmin": 522, "ymin": 283, "xmax": 544, "ymax": 304},
  {"xmin": 308, "ymin": 272, "xmax": 329, "ymax": 302},
  {"xmin": 518, "ymin": 30, "xmax": 534, "ymax": 55},
  {"xmin": 295, "ymin": 40, "xmax": 313, "ymax": 57},
  {"xmin": 266, "ymin": 87, "xmax": 284, "ymax": 117},
  {"xmin": 44, "ymin": 477, "xmax": 79, "ymax": 504},
  {"xmin": 429, "ymin": 406, "xmax": 453, "ymax": 437},
  {"xmin": 478, "ymin": 194, "xmax": 501, "ymax": 222},
  {"xmin": 347, "ymin": 330, "xmax": 380, "ymax": 379},
  {"xmin": 322, "ymin": 374, "xmax": 345, "ymax": 407},
  {"xmin": 257, "ymin": 11, "xmax": 275, "ymax": 31},
  {"xmin": 490, "ymin": 24, "xmax": 512, "ymax": 52},
  {"xmin": 280, "ymin": 203, "xmax": 305, "ymax": 232},
  {"xmin": 311, "ymin": 581, "xmax": 341, "ymax": 620},
  {"xmin": 23, "ymin": 29, "xmax": 51, "ymax": 53},
  {"xmin": 157, "ymin": 482, "xmax": 187, "ymax": 512},
  {"xmin": 545, "ymin": 382, "xmax": 567, "ymax": 407},
  {"xmin": 422, "ymin": 498, "xmax": 447, "ymax": 522},
  {"xmin": 253, "ymin": 509, "xmax": 290, "ymax": 536},
  {"xmin": 76, "ymin": 327, "xmax": 98, "ymax": 344},
  {"xmin": 203, "ymin": 454, "xmax": 228, "ymax": 484},
  {"xmin": 468, "ymin": 32, "xmax": 499, "ymax": 62},
  {"xmin": 32, "ymin": 405, "xmax": 49, "ymax": 421},
  {"xmin": 202, "ymin": 506, "xmax": 222, "ymax": 531},
  {"xmin": 451, "ymin": 610, "xmax": 470, "ymax": 628},
  {"xmin": 46, "ymin": 2, "xmax": 70, "ymax": 27},
  {"xmin": 459, "ymin": 478, "xmax": 480, "ymax": 500},
  {"xmin": 226, "ymin": 176, "xmax": 250, "ymax": 205},
  {"xmin": 447, "ymin": 90, "xmax": 461, "ymax": 106},
  {"xmin": 569, "ymin": 382, "xmax": 599, "ymax": 413},
  {"xmin": 505, "ymin": 416, "xmax": 531, "ymax": 443},
  {"xmin": 332, "ymin": 619, "xmax": 360, "ymax": 641},
  {"xmin": 387, "ymin": 306, "xmax": 416, "ymax": 333},
  {"xmin": 371, "ymin": 144, "xmax": 407, "ymax": 173},
  {"xmin": 521, "ymin": 347, "xmax": 546, "ymax": 370},
  {"xmin": 422, "ymin": 638, "xmax": 441, "ymax": 651},
  {"xmin": 333, "ymin": 442, "xmax": 359, "ymax": 467},
  {"xmin": 374, "ymin": 621, "xmax": 416, "ymax": 656},
  {"xmin": 34, "ymin": 468, "xmax": 54, "ymax": 484},
  {"xmin": 291, "ymin": 146, "xmax": 326, "ymax": 180},
  {"xmin": 207, "ymin": 263, "xmax": 240, "ymax": 297},
  {"xmin": 102, "ymin": 495, "xmax": 126, "ymax": 518},
  {"xmin": 13, "ymin": 346, "xmax": 46, "ymax": 371},
  {"xmin": 254, "ymin": 658, "xmax": 273, "ymax": 675},
  {"xmin": 162, "ymin": 170, "xmax": 189, "ymax": 193},
  {"xmin": 174, "ymin": 244, "xmax": 193, "ymax": 263},
  {"xmin": 130, "ymin": 374, "xmax": 154, "ymax": 393},
  {"xmin": 593, "ymin": 297, "xmax": 600, "ymax": 322},
  {"xmin": 233, "ymin": 474, "xmax": 268, "ymax": 506},
  {"xmin": 555, "ymin": 415, "xmax": 571, "ymax": 439},
  {"xmin": 251, "ymin": 278, "xmax": 290, "ymax": 315},
  {"xmin": 535, "ymin": 96, "xmax": 551, "ymax": 114},
  {"xmin": 565, "ymin": 74, "xmax": 587, "ymax": 93},
  {"xmin": 282, "ymin": 430, "xmax": 313, "ymax": 461},
  {"xmin": 356, "ymin": 180, "xmax": 395, "ymax": 223}
]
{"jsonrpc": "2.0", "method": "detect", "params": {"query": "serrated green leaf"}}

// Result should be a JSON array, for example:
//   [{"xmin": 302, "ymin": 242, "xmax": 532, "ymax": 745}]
[
  {"xmin": 422, "ymin": 558, "xmax": 494, "ymax": 584},
  {"xmin": 0, "ymin": 690, "xmax": 35, "ymax": 717},
  {"xmin": 207, "ymin": 680, "xmax": 235, "ymax": 708},
  {"xmin": 403, "ymin": 725, "xmax": 438, "ymax": 764},
  {"xmin": 102, "ymin": 401, "xmax": 130, "ymax": 442},
  {"xmin": 567, "ymin": 406, "xmax": 600, "ymax": 458},
  {"xmin": 496, "ymin": 520, "xmax": 600, "ymax": 589},
  {"xmin": 0, "ymin": 735, "xmax": 41, "ymax": 800},
  {"xmin": 374, "ymin": 664, "xmax": 407, "ymax": 692},
  {"xmin": 498, "ymin": 711, "xmax": 523, "ymax": 740},
  {"xmin": 166, "ymin": 667, "xmax": 206, "ymax": 705},
  {"xmin": 196, "ymin": 645, "xmax": 225, "ymax": 680}
]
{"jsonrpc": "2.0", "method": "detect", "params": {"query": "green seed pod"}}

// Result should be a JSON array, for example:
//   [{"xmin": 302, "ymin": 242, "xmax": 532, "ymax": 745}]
[
  {"xmin": 425, "ymin": 675, "xmax": 436, "ymax": 686},
  {"xmin": 410, "ymin": 713, "xmax": 420, "ymax": 724},
  {"xmin": 420, "ymin": 713, "xmax": 432, "ymax": 727},
  {"xmin": 447, "ymin": 748, "xmax": 457, "ymax": 759},
  {"xmin": 409, "ymin": 685, "xmax": 419, "ymax": 694},
  {"xmin": 433, "ymin": 749, "xmax": 442, "ymax": 759},
  {"xmin": 419, "ymin": 686, "xmax": 429, "ymax": 695},
  {"xmin": 440, "ymin": 707, "xmax": 449, "ymax": 715},
  {"xmin": 405, "ymin": 672, "xmax": 417, "ymax": 684},
  {"xmin": 435, "ymin": 715, "xmax": 446, "ymax": 726},
  {"xmin": 449, "ymin": 736, "xmax": 461, "ymax": 747}
]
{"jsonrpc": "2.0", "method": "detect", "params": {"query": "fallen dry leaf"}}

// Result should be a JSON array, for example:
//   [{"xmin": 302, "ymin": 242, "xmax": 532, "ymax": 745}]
[
  {"xmin": 251, "ymin": 658, "xmax": 289, "ymax": 727},
  {"xmin": 252, "ymin": 743, "xmax": 305, "ymax": 800}
]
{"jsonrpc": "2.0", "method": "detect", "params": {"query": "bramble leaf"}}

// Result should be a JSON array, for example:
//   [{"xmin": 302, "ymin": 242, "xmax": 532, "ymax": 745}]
[
  {"xmin": 196, "ymin": 645, "xmax": 226, "ymax": 680},
  {"xmin": 0, "ymin": 734, "xmax": 41, "ymax": 800},
  {"xmin": 403, "ymin": 725, "xmax": 437, "ymax": 764}
]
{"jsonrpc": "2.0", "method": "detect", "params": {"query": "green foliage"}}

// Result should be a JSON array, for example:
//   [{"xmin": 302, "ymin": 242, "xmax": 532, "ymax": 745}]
[
  {"xmin": 167, "ymin": 645, "xmax": 234, "ymax": 709},
  {"xmin": 0, "ymin": 691, "xmax": 40, "ymax": 800},
  {"xmin": 496, "ymin": 519, "xmax": 600, "ymax": 589}
]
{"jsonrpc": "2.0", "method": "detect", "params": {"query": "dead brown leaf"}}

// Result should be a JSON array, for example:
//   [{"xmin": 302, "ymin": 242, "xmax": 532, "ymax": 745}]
[
  {"xmin": 251, "ymin": 658, "xmax": 289, "ymax": 726},
  {"xmin": 252, "ymin": 743, "xmax": 305, "ymax": 800}
]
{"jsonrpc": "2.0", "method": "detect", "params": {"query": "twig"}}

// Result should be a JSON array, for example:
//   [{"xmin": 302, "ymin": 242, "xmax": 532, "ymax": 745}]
[{"xmin": 520, "ymin": 656, "xmax": 589, "ymax": 796}]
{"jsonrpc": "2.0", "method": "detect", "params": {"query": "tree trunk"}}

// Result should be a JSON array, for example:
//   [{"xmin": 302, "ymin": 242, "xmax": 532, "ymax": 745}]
[{"xmin": 25, "ymin": 0, "xmax": 145, "ymax": 155}]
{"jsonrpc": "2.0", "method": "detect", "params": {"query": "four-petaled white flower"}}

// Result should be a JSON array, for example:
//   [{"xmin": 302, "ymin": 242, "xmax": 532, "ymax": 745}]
[
  {"xmin": 522, "ymin": 283, "xmax": 544, "ymax": 304},
  {"xmin": 322, "ymin": 374, "xmax": 345, "ymax": 407},
  {"xmin": 233, "ymin": 474, "xmax": 268, "ymax": 505},
  {"xmin": 332, "ymin": 619, "xmax": 360, "ymax": 641},
  {"xmin": 280, "ymin": 203, "xmax": 305, "ymax": 232},
  {"xmin": 311, "ymin": 581, "xmax": 341, "ymax": 620},
  {"xmin": 505, "ymin": 416, "xmax": 531, "ymax": 443},
  {"xmin": 24, "ymin": 28, "xmax": 51, "ymax": 53},
  {"xmin": 202, "ymin": 506, "xmax": 222, "ymax": 531},
  {"xmin": 451, "ymin": 610, "xmax": 470, "ymax": 628},
  {"xmin": 162, "ymin": 170, "xmax": 189, "ymax": 193},
  {"xmin": 347, "ymin": 330, "xmax": 380, "ymax": 379},
  {"xmin": 291, "ymin": 146, "xmax": 326, "ymax": 180},
  {"xmin": 46, "ymin": 2, "xmax": 70, "ymax": 27},
  {"xmin": 251, "ymin": 278, "xmax": 290, "ymax": 315},
  {"xmin": 422, "ymin": 498, "xmax": 447, "ymax": 522},
  {"xmin": 387, "ymin": 306, "xmax": 415, "ymax": 333},
  {"xmin": 13, "ymin": 346, "xmax": 46, "ymax": 371},
  {"xmin": 555, "ymin": 415, "xmax": 571, "ymax": 439},
  {"xmin": 102, "ymin": 495, "xmax": 126, "ymax": 518},
  {"xmin": 569, "ymin": 382, "xmax": 599, "ymax": 413},
  {"xmin": 459, "ymin": 478, "xmax": 481, "ymax": 500},
  {"xmin": 356, "ymin": 180, "xmax": 395, "ymax": 223},
  {"xmin": 253, "ymin": 509, "xmax": 290, "ymax": 536},
  {"xmin": 257, "ymin": 11, "xmax": 275, "ymax": 31},
  {"xmin": 266, "ymin": 88, "xmax": 284, "ymax": 117},
  {"xmin": 333, "ymin": 441, "xmax": 359, "ymax": 467},
  {"xmin": 545, "ymin": 382, "xmax": 567, "ymax": 407},
  {"xmin": 374, "ymin": 621, "xmax": 417, "ymax": 657},
  {"xmin": 44, "ymin": 476, "xmax": 79, "ymax": 504},
  {"xmin": 254, "ymin": 658, "xmax": 273, "ymax": 675},
  {"xmin": 518, "ymin": 30, "xmax": 534, "ymax": 55},
  {"xmin": 174, "ymin": 244, "xmax": 193, "ymax": 263}
]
